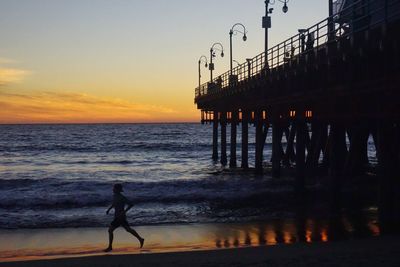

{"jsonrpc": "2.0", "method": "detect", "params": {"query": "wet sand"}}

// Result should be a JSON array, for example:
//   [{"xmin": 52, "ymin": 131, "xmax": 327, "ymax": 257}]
[
  {"xmin": 1, "ymin": 235, "xmax": 400, "ymax": 267},
  {"xmin": 0, "ymin": 220, "xmax": 397, "ymax": 266}
]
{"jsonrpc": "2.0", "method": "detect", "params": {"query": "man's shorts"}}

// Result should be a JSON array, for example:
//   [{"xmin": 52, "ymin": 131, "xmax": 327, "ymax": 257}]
[{"xmin": 110, "ymin": 216, "xmax": 129, "ymax": 228}]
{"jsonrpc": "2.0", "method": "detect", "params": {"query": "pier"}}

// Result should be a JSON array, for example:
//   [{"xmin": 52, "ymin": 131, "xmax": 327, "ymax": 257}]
[{"xmin": 194, "ymin": 0, "xmax": 400, "ymax": 231}]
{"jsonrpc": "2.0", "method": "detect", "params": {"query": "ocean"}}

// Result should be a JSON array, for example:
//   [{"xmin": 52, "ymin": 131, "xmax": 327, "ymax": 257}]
[{"xmin": 0, "ymin": 123, "xmax": 377, "ymax": 229}]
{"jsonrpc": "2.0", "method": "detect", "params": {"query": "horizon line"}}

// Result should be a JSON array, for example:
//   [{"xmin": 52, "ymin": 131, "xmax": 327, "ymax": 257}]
[{"xmin": 0, "ymin": 121, "xmax": 200, "ymax": 126}]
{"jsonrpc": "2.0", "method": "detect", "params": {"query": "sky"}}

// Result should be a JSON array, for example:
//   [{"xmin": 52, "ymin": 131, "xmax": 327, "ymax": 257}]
[{"xmin": 0, "ymin": 0, "xmax": 328, "ymax": 124}]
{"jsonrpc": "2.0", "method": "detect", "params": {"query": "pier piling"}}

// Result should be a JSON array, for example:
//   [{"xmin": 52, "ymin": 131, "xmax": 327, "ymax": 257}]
[
  {"xmin": 377, "ymin": 120, "xmax": 400, "ymax": 233},
  {"xmin": 212, "ymin": 111, "xmax": 219, "ymax": 161},
  {"xmin": 284, "ymin": 122, "xmax": 296, "ymax": 166},
  {"xmin": 295, "ymin": 115, "xmax": 306, "ymax": 195},
  {"xmin": 221, "ymin": 112, "xmax": 227, "ymax": 166},
  {"xmin": 241, "ymin": 110, "xmax": 249, "ymax": 169},
  {"xmin": 230, "ymin": 111, "xmax": 238, "ymax": 168},
  {"xmin": 272, "ymin": 119, "xmax": 283, "ymax": 178},
  {"xmin": 255, "ymin": 110, "xmax": 264, "ymax": 174},
  {"xmin": 328, "ymin": 122, "xmax": 347, "ymax": 213}
]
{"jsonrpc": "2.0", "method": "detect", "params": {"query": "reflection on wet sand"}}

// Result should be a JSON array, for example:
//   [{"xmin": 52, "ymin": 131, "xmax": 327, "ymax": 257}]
[
  {"xmin": 213, "ymin": 212, "xmax": 379, "ymax": 249},
  {"xmin": 0, "ymin": 210, "xmax": 380, "ymax": 262}
]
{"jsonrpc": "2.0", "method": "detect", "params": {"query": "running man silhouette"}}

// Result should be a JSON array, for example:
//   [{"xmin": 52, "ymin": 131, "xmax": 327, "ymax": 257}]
[{"xmin": 104, "ymin": 183, "xmax": 144, "ymax": 252}]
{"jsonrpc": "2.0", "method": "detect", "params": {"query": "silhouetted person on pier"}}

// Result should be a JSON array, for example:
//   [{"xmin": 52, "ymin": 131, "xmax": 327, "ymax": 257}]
[
  {"xmin": 216, "ymin": 76, "xmax": 223, "ymax": 89},
  {"xmin": 306, "ymin": 32, "xmax": 315, "ymax": 51},
  {"xmin": 104, "ymin": 183, "xmax": 144, "ymax": 252}
]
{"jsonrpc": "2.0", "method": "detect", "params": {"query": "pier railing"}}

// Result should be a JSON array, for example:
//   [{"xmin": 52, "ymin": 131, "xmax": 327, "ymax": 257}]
[{"xmin": 195, "ymin": 0, "xmax": 400, "ymax": 100}]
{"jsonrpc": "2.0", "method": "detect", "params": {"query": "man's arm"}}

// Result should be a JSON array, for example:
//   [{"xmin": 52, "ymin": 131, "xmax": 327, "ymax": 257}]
[
  {"xmin": 124, "ymin": 196, "xmax": 133, "ymax": 214},
  {"xmin": 124, "ymin": 204, "xmax": 133, "ymax": 214},
  {"xmin": 106, "ymin": 204, "xmax": 114, "ymax": 214}
]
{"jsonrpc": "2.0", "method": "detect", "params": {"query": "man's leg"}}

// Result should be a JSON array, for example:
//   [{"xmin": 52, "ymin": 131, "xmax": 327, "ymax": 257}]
[
  {"xmin": 123, "ymin": 224, "xmax": 144, "ymax": 248},
  {"xmin": 105, "ymin": 225, "xmax": 117, "ymax": 252}
]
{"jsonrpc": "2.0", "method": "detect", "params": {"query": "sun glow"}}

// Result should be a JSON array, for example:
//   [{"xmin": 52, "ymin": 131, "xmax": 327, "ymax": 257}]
[{"xmin": 0, "ymin": 91, "xmax": 197, "ymax": 124}]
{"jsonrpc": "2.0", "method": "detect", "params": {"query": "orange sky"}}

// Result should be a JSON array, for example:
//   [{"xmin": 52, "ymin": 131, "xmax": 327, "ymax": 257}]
[{"xmin": 0, "ymin": 91, "xmax": 197, "ymax": 124}]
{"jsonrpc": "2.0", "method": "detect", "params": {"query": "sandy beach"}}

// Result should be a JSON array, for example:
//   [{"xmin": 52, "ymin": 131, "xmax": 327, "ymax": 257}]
[
  {"xmin": 1, "ymin": 235, "xmax": 400, "ymax": 267},
  {"xmin": 1, "ymin": 221, "xmax": 399, "ymax": 266}
]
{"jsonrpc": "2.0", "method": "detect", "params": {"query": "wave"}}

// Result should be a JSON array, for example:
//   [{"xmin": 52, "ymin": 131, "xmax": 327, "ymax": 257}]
[
  {"xmin": 61, "ymin": 160, "xmax": 136, "ymax": 165},
  {"xmin": 0, "ymin": 177, "xmax": 294, "ymax": 210},
  {"xmin": 0, "ymin": 142, "xmax": 212, "ymax": 153}
]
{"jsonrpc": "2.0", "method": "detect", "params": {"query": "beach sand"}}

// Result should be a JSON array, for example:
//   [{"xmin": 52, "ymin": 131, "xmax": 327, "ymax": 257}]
[
  {"xmin": 1, "ymin": 235, "xmax": 400, "ymax": 267},
  {"xmin": 0, "ymin": 222, "xmax": 399, "ymax": 266}
]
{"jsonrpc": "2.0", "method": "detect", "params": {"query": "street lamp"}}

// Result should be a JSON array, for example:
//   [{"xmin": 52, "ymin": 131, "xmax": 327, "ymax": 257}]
[
  {"xmin": 229, "ymin": 23, "xmax": 247, "ymax": 74},
  {"xmin": 209, "ymin": 42, "xmax": 224, "ymax": 82},
  {"xmin": 263, "ymin": 0, "xmax": 289, "ymax": 53},
  {"xmin": 282, "ymin": 1, "xmax": 289, "ymax": 13},
  {"xmin": 198, "ymin": 55, "xmax": 208, "ymax": 89}
]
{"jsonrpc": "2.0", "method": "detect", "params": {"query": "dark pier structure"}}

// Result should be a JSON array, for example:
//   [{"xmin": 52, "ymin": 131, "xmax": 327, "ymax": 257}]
[{"xmin": 194, "ymin": 0, "xmax": 400, "ymax": 231}]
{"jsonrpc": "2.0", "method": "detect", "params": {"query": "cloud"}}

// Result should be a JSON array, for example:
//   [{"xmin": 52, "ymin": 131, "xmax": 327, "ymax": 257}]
[
  {"xmin": 38, "ymin": 92, "xmax": 176, "ymax": 113},
  {"xmin": 0, "ymin": 68, "xmax": 31, "ymax": 86},
  {"xmin": 0, "ymin": 91, "xmax": 180, "ymax": 123},
  {"xmin": 0, "ymin": 56, "xmax": 30, "ymax": 86},
  {"xmin": 0, "ymin": 57, "xmax": 17, "ymax": 64}
]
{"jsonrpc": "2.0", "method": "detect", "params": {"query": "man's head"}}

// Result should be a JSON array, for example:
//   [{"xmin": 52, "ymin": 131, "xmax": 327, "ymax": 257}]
[{"xmin": 113, "ymin": 183, "xmax": 123, "ymax": 194}]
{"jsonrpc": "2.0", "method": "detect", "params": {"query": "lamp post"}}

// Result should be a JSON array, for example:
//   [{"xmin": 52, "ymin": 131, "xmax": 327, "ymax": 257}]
[
  {"xmin": 328, "ymin": 0, "xmax": 335, "ymax": 41},
  {"xmin": 209, "ymin": 42, "xmax": 224, "ymax": 82},
  {"xmin": 229, "ymin": 23, "xmax": 247, "ymax": 74},
  {"xmin": 198, "ymin": 55, "xmax": 208, "ymax": 89},
  {"xmin": 263, "ymin": 0, "xmax": 289, "ymax": 53}
]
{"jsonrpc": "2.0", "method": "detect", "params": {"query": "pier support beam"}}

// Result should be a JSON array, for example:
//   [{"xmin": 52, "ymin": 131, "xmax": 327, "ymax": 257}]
[
  {"xmin": 241, "ymin": 110, "xmax": 249, "ymax": 169},
  {"xmin": 255, "ymin": 111, "xmax": 264, "ymax": 174},
  {"xmin": 295, "ymin": 116, "xmax": 306, "ymax": 195},
  {"xmin": 212, "ymin": 111, "xmax": 219, "ymax": 161},
  {"xmin": 306, "ymin": 120, "xmax": 326, "ymax": 179},
  {"xmin": 272, "ymin": 120, "xmax": 283, "ymax": 178},
  {"xmin": 344, "ymin": 121, "xmax": 369, "ymax": 176},
  {"xmin": 377, "ymin": 120, "xmax": 400, "ymax": 233},
  {"xmin": 317, "ymin": 123, "xmax": 328, "ymax": 172},
  {"xmin": 221, "ymin": 112, "xmax": 227, "ymax": 166},
  {"xmin": 230, "ymin": 111, "xmax": 238, "ymax": 168},
  {"xmin": 328, "ymin": 121, "xmax": 347, "ymax": 213},
  {"xmin": 283, "ymin": 121, "xmax": 296, "ymax": 166}
]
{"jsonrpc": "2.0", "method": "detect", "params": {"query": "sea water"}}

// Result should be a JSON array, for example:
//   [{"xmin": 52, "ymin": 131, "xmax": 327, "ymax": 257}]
[{"xmin": 0, "ymin": 123, "xmax": 377, "ymax": 229}]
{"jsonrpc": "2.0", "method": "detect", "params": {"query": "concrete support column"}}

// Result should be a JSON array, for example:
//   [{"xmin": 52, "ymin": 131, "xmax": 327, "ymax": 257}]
[
  {"xmin": 212, "ymin": 111, "xmax": 219, "ymax": 161},
  {"xmin": 283, "ymin": 121, "xmax": 296, "ymax": 166},
  {"xmin": 377, "ymin": 120, "xmax": 400, "ymax": 234},
  {"xmin": 255, "ymin": 110, "xmax": 264, "ymax": 174},
  {"xmin": 220, "ymin": 112, "xmax": 227, "ymax": 166},
  {"xmin": 230, "ymin": 111, "xmax": 238, "ymax": 168},
  {"xmin": 328, "ymin": 121, "xmax": 347, "ymax": 213},
  {"xmin": 272, "ymin": 119, "xmax": 282, "ymax": 178},
  {"xmin": 345, "ymin": 121, "xmax": 369, "ymax": 176},
  {"xmin": 306, "ymin": 120, "xmax": 324, "ymax": 178},
  {"xmin": 241, "ymin": 111, "xmax": 249, "ymax": 169},
  {"xmin": 317, "ymin": 123, "xmax": 328, "ymax": 171},
  {"xmin": 296, "ymin": 117, "xmax": 307, "ymax": 195}
]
